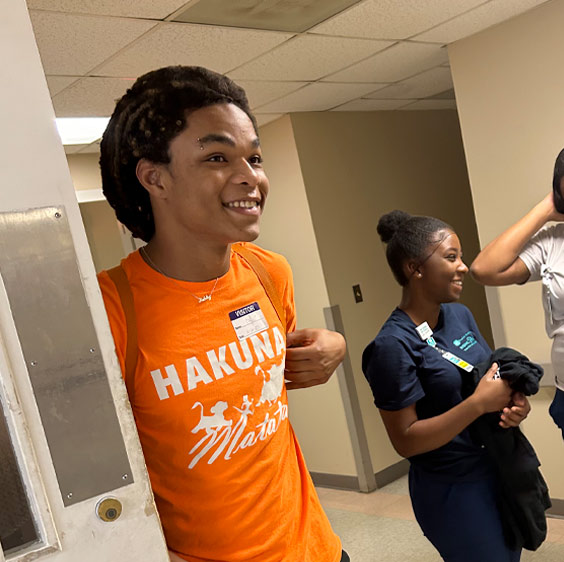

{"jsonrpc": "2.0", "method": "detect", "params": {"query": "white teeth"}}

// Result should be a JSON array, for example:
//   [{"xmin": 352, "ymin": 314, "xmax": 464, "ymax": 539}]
[{"xmin": 227, "ymin": 201, "xmax": 258, "ymax": 208}]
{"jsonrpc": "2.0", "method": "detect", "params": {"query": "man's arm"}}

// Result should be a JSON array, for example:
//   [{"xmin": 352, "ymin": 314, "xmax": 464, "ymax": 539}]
[{"xmin": 284, "ymin": 328, "xmax": 346, "ymax": 389}]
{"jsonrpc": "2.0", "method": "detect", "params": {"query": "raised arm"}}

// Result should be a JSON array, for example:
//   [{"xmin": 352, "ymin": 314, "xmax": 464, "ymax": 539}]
[
  {"xmin": 470, "ymin": 193, "xmax": 562, "ymax": 286},
  {"xmin": 380, "ymin": 363, "xmax": 513, "ymax": 458}
]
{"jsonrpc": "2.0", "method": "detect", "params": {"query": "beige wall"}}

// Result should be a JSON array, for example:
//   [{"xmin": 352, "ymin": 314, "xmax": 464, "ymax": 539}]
[
  {"xmin": 66, "ymin": 153, "xmax": 102, "ymax": 190},
  {"xmin": 258, "ymin": 115, "xmax": 357, "ymax": 475},
  {"xmin": 450, "ymin": 0, "xmax": 564, "ymax": 499},
  {"xmin": 68, "ymin": 154, "xmax": 127, "ymax": 272},
  {"xmin": 79, "ymin": 200, "xmax": 125, "ymax": 272},
  {"xmin": 290, "ymin": 110, "xmax": 492, "ymax": 473}
]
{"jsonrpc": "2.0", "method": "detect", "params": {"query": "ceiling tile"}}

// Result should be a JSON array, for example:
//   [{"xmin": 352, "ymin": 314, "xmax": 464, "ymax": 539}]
[
  {"xmin": 414, "ymin": 0, "xmax": 549, "ymax": 43},
  {"xmin": 365, "ymin": 66, "xmax": 453, "ymax": 99},
  {"xmin": 45, "ymin": 75, "xmax": 80, "ymax": 96},
  {"xmin": 256, "ymin": 114, "xmax": 284, "ymax": 127},
  {"xmin": 52, "ymin": 77, "xmax": 135, "ymax": 117},
  {"xmin": 29, "ymin": 11, "xmax": 157, "ymax": 75},
  {"xmin": 427, "ymin": 87, "xmax": 455, "ymax": 100},
  {"xmin": 311, "ymin": 0, "xmax": 485, "ymax": 40},
  {"xmin": 96, "ymin": 23, "xmax": 294, "ymax": 77},
  {"xmin": 255, "ymin": 82, "xmax": 379, "ymax": 112},
  {"xmin": 229, "ymin": 35, "xmax": 392, "ymax": 81},
  {"xmin": 402, "ymin": 99, "xmax": 457, "ymax": 110},
  {"xmin": 26, "ymin": 0, "xmax": 188, "ymax": 19},
  {"xmin": 331, "ymin": 98, "xmax": 413, "ymax": 111},
  {"xmin": 173, "ymin": 0, "xmax": 360, "ymax": 33},
  {"xmin": 324, "ymin": 41, "xmax": 448, "ymax": 83},
  {"xmin": 235, "ymin": 81, "xmax": 307, "ymax": 109}
]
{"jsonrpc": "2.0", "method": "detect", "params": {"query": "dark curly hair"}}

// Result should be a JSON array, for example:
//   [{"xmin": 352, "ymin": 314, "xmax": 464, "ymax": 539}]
[
  {"xmin": 377, "ymin": 210, "xmax": 452, "ymax": 286},
  {"xmin": 100, "ymin": 66, "xmax": 257, "ymax": 242},
  {"xmin": 553, "ymin": 148, "xmax": 564, "ymax": 213}
]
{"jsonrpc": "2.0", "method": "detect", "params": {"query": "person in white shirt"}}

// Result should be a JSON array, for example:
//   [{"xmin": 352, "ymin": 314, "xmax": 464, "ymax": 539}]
[{"xmin": 470, "ymin": 149, "xmax": 564, "ymax": 439}]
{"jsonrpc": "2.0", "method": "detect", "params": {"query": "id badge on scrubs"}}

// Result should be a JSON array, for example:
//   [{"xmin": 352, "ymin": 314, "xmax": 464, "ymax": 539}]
[
  {"xmin": 415, "ymin": 321, "xmax": 474, "ymax": 373},
  {"xmin": 229, "ymin": 302, "xmax": 269, "ymax": 340},
  {"xmin": 440, "ymin": 351, "xmax": 473, "ymax": 372}
]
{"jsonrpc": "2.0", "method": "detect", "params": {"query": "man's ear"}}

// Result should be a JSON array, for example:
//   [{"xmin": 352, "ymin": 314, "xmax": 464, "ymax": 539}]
[{"xmin": 136, "ymin": 159, "xmax": 167, "ymax": 199}]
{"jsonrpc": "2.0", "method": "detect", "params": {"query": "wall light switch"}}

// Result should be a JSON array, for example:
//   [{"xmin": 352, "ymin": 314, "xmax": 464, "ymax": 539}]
[{"xmin": 353, "ymin": 284, "xmax": 363, "ymax": 303}]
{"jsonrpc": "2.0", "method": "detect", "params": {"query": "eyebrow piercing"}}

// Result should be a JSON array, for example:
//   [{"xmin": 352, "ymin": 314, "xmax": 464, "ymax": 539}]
[{"xmin": 197, "ymin": 138, "xmax": 204, "ymax": 150}]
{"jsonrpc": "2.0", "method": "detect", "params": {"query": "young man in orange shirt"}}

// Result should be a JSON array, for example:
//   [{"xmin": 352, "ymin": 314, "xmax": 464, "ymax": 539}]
[{"xmin": 98, "ymin": 66, "xmax": 348, "ymax": 562}]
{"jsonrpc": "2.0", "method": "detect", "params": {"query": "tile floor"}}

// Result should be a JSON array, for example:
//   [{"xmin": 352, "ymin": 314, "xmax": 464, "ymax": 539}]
[{"xmin": 318, "ymin": 476, "xmax": 564, "ymax": 561}]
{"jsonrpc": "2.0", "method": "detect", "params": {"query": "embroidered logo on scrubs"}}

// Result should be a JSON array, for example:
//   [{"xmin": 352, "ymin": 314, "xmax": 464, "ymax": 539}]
[{"xmin": 453, "ymin": 331, "xmax": 477, "ymax": 351}]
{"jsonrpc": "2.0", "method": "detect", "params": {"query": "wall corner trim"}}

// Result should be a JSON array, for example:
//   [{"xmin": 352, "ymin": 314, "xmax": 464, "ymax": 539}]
[{"xmin": 311, "ymin": 459, "xmax": 409, "ymax": 493}]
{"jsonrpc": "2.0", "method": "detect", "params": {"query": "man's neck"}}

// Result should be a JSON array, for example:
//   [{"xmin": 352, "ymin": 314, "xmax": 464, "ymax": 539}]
[{"xmin": 142, "ymin": 234, "xmax": 232, "ymax": 282}]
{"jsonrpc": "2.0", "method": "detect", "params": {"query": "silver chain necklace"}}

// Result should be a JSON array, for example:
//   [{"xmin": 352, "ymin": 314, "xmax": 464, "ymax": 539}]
[{"xmin": 140, "ymin": 246, "xmax": 220, "ymax": 304}]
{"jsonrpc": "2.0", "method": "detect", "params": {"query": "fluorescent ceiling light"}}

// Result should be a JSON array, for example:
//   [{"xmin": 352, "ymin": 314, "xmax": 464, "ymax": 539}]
[{"xmin": 55, "ymin": 117, "xmax": 110, "ymax": 145}]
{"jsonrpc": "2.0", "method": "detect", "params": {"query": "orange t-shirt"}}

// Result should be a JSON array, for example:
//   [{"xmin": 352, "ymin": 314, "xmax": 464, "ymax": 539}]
[{"xmin": 98, "ymin": 243, "xmax": 341, "ymax": 562}]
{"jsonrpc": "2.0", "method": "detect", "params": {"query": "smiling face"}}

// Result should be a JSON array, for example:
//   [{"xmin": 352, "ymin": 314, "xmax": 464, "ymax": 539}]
[
  {"xmin": 149, "ymin": 102, "xmax": 269, "ymax": 247},
  {"xmin": 417, "ymin": 229, "xmax": 468, "ymax": 304}
]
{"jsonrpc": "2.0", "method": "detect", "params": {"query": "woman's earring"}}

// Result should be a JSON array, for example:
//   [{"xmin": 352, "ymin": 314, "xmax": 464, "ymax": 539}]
[{"xmin": 416, "ymin": 272, "xmax": 422, "ymax": 278}]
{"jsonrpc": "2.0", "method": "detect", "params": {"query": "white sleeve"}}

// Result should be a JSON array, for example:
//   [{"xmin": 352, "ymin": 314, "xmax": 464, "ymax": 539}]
[{"xmin": 519, "ymin": 225, "xmax": 556, "ymax": 282}]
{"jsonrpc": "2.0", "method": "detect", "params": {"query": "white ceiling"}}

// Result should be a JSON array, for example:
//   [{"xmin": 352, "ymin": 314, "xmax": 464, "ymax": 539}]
[{"xmin": 26, "ymin": 0, "xmax": 549, "ymax": 153}]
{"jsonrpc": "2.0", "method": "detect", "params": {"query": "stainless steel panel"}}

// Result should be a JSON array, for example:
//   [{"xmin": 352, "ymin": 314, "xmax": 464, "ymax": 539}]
[
  {"xmin": 0, "ymin": 403, "xmax": 38, "ymax": 553},
  {"xmin": 324, "ymin": 304, "xmax": 376, "ymax": 492},
  {"xmin": 0, "ymin": 207, "xmax": 132, "ymax": 506}
]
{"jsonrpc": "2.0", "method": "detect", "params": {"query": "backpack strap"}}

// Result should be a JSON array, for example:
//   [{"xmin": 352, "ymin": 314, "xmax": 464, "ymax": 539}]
[
  {"xmin": 106, "ymin": 264, "xmax": 138, "ymax": 401},
  {"xmin": 232, "ymin": 243, "xmax": 286, "ymax": 330}
]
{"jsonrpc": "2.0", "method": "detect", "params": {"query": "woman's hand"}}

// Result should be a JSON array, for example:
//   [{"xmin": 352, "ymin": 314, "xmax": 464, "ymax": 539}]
[
  {"xmin": 499, "ymin": 392, "xmax": 531, "ymax": 428},
  {"xmin": 541, "ymin": 191, "xmax": 564, "ymax": 222},
  {"xmin": 472, "ymin": 363, "xmax": 513, "ymax": 414}
]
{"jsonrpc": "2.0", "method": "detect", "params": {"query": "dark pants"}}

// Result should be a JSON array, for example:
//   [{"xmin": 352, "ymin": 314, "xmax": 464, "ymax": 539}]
[
  {"xmin": 549, "ymin": 387, "xmax": 564, "ymax": 439},
  {"xmin": 340, "ymin": 551, "xmax": 350, "ymax": 562},
  {"xmin": 409, "ymin": 465, "xmax": 521, "ymax": 562}
]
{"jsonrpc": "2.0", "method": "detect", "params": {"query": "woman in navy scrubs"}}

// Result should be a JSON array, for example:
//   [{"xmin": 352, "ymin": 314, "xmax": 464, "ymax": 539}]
[{"xmin": 362, "ymin": 210, "xmax": 530, "ymax": 561}]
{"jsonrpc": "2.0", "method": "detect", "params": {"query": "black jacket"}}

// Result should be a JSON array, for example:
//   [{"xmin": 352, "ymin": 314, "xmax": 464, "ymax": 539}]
[{"xmin": 461, "ymin": 347, "xmax": 551, "ymax": 551}]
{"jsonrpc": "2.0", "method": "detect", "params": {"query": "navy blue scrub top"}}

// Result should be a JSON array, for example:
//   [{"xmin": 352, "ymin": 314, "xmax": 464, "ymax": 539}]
[{"xmin": 362, "ymin": 303, "xmax": 493, "ymax": 480}]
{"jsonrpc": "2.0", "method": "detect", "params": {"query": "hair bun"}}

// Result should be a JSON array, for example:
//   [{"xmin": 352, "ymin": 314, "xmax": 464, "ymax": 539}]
[{"xmin": 377, "ymin": 210, "xmax": 411, "ymax": 244}]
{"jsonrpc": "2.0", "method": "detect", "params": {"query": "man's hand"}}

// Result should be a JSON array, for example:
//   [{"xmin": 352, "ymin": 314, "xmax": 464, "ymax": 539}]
[
  {"xmin": 499, "ymin": 392, "xmax": 531, "ymax": 428},
  {"xmin": 284, "ymin": 328, "xmax": 346, "ymax": 390}
]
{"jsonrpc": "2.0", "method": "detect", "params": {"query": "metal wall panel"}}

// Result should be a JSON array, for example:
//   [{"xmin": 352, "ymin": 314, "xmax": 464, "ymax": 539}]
[{"xmin": 0, "ymin": 207, "xmax": 132, "ymax": 506}]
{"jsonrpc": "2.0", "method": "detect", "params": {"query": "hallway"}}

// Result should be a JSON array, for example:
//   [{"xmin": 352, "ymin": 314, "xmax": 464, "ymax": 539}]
[{"xmin": 319, "ymin": 476, "xmax": 564, "ymax": 561}]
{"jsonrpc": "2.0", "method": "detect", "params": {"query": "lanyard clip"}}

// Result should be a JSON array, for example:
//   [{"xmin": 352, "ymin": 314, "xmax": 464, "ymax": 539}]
[{"xmin": 415, "ymin": 321, "xmax": 433, "ymax": 341}]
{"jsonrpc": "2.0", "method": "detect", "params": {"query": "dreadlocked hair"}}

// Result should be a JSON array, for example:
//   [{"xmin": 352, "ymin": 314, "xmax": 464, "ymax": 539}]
[
  {"xmin": 377, "ymin": 210, "xmax": 452, "ymax": 286},
  {"xmin": 100, "ymin": 66, "xmax": 257, "ymax": 242}
]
